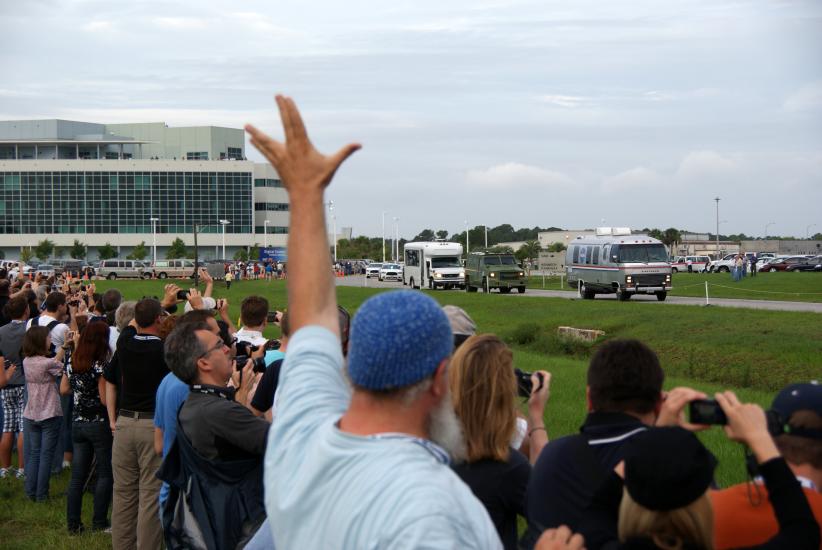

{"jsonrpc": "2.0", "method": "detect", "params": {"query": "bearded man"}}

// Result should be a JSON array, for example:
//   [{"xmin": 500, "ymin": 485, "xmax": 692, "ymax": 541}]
[{"xmin": 247, "ymin": 96, "xmax": 500, "ymax": 549}]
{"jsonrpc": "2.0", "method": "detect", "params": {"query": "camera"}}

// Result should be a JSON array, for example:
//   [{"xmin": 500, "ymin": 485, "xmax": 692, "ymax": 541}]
[
  {"xmin": 234, "ymin": 355, "xmax": 267, "ymax": 373},
  {"xmin": 264, "ymin": 339, "xmax": 281, "ymax": 351},
  {"xmin": 176, "ymin": 290, "xmax": 189, "ymax": 300},
  {"xmin": 688, "ymin": 399, "xmax": 728, "ymax": 425},
  {"xmin": 267, "ymin": 311, "xmax": 281, "ymax": 324},
  {"xmin": 515, "ymin": 369, "xmax": 544, "ymax": 398},
  {"xmin": 234, "ymin": 341, "xmax": 260, "ymax": 358}
]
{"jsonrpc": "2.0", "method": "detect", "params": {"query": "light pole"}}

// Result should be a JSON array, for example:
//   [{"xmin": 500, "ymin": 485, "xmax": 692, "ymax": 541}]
[
  {"xmin": 465, "ymin": 220, "xmax": 469, "ymax": 256},
  {"xmin": 807, "ymin": 224, "xmax": 817, "ymax": 239},
  {"xmin": 332, "ymin": 214, "xmax": 337, "ymax": 262},
  {"xmin": 764, "ymin": 222, "xmax": 774, "ymax": 239},
  {"xmin": 263, "ymin": 220, "xmax": 270, "ymax": 249},
  {"xmin": 219, "ymin": 219, "xmax": 230, "ymax": 260},
  {"xmin": 484, "ymin": 225, "xmax": 488, "ymax": 249},
  {"xmin": 714, "ymin": 197, "xmax": 720, "ymax": 258},
  {"xmin": 150, "ymin": 217, "xmax": 159, "ymax": 264},
  {"xmin": 393, "ymin": 217, "xmax": 399, "ymax": 262},
  {"xmin": 381, "ymin": 211, "xmax": 388, "ymax": 263}
]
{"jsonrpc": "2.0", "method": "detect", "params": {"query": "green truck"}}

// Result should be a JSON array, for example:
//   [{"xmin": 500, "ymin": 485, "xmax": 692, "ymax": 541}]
[{"xmin": 464, "ymin": 252, "xmax": 527, "ymax": 293}]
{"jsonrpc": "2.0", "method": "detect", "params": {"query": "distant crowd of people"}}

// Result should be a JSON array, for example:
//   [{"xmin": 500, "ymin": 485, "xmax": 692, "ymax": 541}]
[{"xmin": 0, "ymin": 96, "xmax": 818, "ymax": 550}]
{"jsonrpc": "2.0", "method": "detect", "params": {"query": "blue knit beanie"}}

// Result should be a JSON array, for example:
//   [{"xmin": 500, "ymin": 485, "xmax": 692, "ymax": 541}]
[{"xmin": 347, "ymin": 290, "xmax": 453, "ymax": 390}]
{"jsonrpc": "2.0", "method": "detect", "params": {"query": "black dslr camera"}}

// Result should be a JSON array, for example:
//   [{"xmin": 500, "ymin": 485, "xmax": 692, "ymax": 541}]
[{"xmin": 514, "ymin": 369, "xmax": 545, "ymax": 398}]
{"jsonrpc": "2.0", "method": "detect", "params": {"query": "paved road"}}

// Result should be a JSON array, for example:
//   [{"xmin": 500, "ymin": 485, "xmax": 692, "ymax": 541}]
[{"xmin": 337, "ymin": 275, "xmax": 822, "ymax": 313}]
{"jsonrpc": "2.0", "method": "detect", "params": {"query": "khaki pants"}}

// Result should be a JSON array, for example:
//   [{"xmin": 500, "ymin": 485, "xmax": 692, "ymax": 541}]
[{"xmin": 111, "ymin": 416, "xmax": 163, "ymax": 550}]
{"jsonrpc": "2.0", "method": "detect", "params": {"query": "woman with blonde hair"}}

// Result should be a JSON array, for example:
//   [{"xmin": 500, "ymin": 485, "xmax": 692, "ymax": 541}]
[{"xmin": 449, "ymin": 333, "xmax": 550, "ymax": 550}]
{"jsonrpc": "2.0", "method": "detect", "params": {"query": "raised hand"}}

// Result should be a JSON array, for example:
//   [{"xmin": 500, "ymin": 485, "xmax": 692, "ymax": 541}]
[{"xmin": 245, "ymin": 95, "xmax": 360, "ymax": 195}]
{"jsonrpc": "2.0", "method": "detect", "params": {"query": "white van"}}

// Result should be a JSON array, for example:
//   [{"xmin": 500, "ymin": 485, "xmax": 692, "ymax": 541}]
[
  {"xmin": 565, "ymin": 227, "xmax": 672, "ymax": 301},
  {"xmin": 403, "ymin": 241, "xmax": 465, "ymax": 290},
  {"xmin": 97, "ymin": 259, "xmax": 147, "ymax": 280}
]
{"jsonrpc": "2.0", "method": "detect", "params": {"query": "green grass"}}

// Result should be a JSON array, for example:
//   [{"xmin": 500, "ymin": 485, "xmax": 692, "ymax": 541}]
[
  {"xmin": 526, "ymin": 271, "xmax": 822, "ymax": 303},
  {"xmin": 3, "ymin": 278, "xmax": 818, "ymax": 548}
]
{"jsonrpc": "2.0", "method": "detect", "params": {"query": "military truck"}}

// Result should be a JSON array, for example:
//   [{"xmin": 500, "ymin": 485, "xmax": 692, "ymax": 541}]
[{"xmin": 464, "ymin": 251, "xmax": 526, "ymax": 293}]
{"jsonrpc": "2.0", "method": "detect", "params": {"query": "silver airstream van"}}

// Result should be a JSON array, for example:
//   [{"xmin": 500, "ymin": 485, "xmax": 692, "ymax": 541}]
[{"xmin": 565, "ymin": 227, "xmax": 672, "ymax": 301}]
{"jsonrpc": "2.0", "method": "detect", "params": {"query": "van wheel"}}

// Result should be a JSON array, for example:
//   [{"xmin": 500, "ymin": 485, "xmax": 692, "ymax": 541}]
[
  {"xmin": 769, "ymin": 267, "xmax": 777, "ymax": 273},
  {"xmin": 720, "ymin": 266, "xmax": 730, "ymax": 273},
  {"xmin": 656, "ymin": 292, "xmax": 667, "ymax": 302},
  {"xmin": 158, "ymin": 272, "xmax": 167, "ymax": 279},
  {"xmin": 517, "ymin": 286, "xmax": 526, "ymax": 294},
  {"xmin": 107, "ymin": 273, "xmax": 117, "ymax": 280},
  {"xmin": 671, "ymin": 267, "xmax": 678, "ymax": 273},
  {"xmin": 616, "ymin": 288, "xmax": 631, "ymax": 301},
  {"xmin": 500, "ymin": 287, "xmax": 511, "ymax": 294}
]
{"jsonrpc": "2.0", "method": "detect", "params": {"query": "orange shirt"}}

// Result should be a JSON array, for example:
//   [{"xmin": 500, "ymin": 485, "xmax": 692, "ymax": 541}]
[{"xmin": 711, "ymin": 482, "xmax": 822, "ymax": 549}]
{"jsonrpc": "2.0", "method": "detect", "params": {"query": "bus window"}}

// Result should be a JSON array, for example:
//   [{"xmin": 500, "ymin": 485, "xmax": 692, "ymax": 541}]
[
  {"xmin": 592, "ymin": 246, "xmax": 600, "ymax": 264},
  {"xmin": 572, "ymin": 246, "xmax": 580, "ymax": 263}
]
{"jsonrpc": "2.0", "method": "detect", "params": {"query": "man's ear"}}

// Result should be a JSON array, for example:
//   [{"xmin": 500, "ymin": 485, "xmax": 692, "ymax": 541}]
[
  {"xmin": 430, "ymin": 359, "xmax": 450, "ymax": 399},
  {"xmin": 585, "ymin": 386, "xmax": 593, "ymax": 412}
]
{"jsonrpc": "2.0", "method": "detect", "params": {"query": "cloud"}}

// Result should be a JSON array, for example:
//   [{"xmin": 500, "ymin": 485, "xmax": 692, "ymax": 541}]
[
  {"xmin": 783, "ymin": 81, "xmax": 822, "ymax": 113},
  {"xmin": 465, "ymin": 162, "xmax": 574, "ymax": 189},
  {"xmin": 675, "ymin": 150, "xmax": 737, "ymax": 182},
  {"xmin": 602, "ymin": 166, "xmax": 662, "ymax": 193},
  {"xmin": 152, "ymin": 17, "xmax": 209, "ymax": 30},
  {"xmin": 82, "ymin": 20, "xmax": 113, "ymax": 32},
  {"xmin": 536, "ymin": 94, "xmax": 591, "ymax": 108}
]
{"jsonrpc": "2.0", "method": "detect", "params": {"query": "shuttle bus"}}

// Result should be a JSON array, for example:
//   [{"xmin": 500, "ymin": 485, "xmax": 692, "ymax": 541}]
[
  {"xmin": 565, "ymin": 227, "xmax": 672, "ymax": 301},
  {"xmin": 403, "ymin": 241, "xmax": 465, "ymax": 290}
]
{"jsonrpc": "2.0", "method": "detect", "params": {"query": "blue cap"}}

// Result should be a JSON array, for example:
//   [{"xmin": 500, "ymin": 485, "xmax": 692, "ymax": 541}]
[{"xmin": 347, "ymin": 290, "xmax": 453, "ymax": 391}]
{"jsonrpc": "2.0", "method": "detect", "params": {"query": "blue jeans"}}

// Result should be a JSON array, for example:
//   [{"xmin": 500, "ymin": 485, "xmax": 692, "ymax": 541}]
[
  {"xmin": 23, "ymin": 416, "xmax": 61, "ymax": 501},
  {"xmin": 67, "ymin": 421, "xmax": 113, "ymax": 530}
]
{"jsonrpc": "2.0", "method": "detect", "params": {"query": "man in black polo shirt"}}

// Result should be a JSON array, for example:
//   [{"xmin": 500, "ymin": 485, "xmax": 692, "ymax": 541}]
[
  {"xmin": 521, "ymin": 339, "xmax": 665, "ymax": 548},
  {"xmin": 104, "ymin": 298, "xmax": 168, "ymax": 550}
]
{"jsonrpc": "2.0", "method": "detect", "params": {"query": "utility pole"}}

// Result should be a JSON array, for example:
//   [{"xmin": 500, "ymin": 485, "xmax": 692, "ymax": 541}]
[
  {"xmin": 714, "ymin": 197, "xmax": 720, "ymax": 258},
  {"xmin": 382, "ymin": 211, "xmax": 387, "ymax": 263}
]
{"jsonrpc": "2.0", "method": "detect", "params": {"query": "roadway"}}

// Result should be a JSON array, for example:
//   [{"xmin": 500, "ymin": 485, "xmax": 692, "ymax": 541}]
[{"xmin": 335, "ymin": 275, "xmax": 822, "ymax": 314}]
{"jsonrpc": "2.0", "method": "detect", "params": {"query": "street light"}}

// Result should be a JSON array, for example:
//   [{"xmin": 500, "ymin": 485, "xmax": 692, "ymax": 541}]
[
  {"xmin": 328, "ymin": 202, "xmax": 337, "ymax": 262},
  {"xmin": 764, "ymin": 222, "xmax": 774, "ymax": 239},
  {"xmin": 150, "ymin": 217, "xmax": 159, "ymax": 265},
  {"xmin": 484, "ymin": 225, "xmax": 488, "ymax": 249},
  {"xmin": 807, "ymin": 224, "xmax": 817, "ymax": 239},
  {"xmin": 219, "ymin": 219, "xmax": 230, "ymax": 260},
  {"xmin": 263, "ymin": 220, "xmax": 270, "ymax": 249},
  {"xmin": 714, "ymin": 197, "xmax": 720, "ymax": 259},
  {"xmin": 393, "ymin": 217, "xmax": 399, "ymax": 262},
  {"xmin": 382, "ymin": 211, "xmax": 387, "ymax": 263},
  {"xmin": 465, "ymin": 220, "xmax": 469, "ymax": 256}
]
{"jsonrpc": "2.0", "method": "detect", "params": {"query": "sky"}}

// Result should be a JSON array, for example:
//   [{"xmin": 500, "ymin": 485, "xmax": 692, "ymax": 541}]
[{"xmin": 1, "ymin": 0, "xmax": 820, "ymax": 240}]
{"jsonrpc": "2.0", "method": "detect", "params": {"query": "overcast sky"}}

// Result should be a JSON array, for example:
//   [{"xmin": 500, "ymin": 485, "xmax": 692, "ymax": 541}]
[{"xmin": 1, "ymin": 0, "xmax": 820, "ymax": 239}]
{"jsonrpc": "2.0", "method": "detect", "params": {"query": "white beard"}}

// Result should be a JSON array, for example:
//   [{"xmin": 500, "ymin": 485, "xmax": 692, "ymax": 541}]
[{"xmin": 427, "ymin": 390, "xmax": 467, "ymax": 463}]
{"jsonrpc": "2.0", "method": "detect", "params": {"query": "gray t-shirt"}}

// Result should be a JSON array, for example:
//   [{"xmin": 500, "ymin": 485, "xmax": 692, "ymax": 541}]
[{"xmin": 0, "ymin": 320, "xmax": 26, "ymax": 386}]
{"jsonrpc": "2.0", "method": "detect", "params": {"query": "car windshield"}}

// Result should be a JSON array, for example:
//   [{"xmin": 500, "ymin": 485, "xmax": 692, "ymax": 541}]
[
  {"xmin": 370, "ymin": 264, "xmax": 382, "ymax": 269},
  {"xmin": 431, "ymin": 256, "xmax": 461, "ymax": 268},
  {"xmin": 483, "ymin": 256, "xmax": 517, "ymax": 266},
  {"xmin": 617, "ymin": 244, "xmax": 669, "ymax": 263},
  {"xmin": 383, "ymin": 264, "xmax": 399, "ymax": 269}
]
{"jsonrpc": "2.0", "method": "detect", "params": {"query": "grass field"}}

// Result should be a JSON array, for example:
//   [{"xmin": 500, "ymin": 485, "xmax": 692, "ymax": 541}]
[
  {"xmin": 527, "ymin": 271, "xmax": 822, "ymax": 302},
  {"xmin": 1, "ymin": 277, "xmax": 818, "ymax": 549}
]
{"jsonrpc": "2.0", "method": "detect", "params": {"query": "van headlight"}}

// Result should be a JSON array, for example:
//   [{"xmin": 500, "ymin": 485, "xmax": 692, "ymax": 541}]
[
  {"xmin": 519, "ymin": 271, "xmax": 524, "ymax": 277},
  {"xmin": 433, "ymin": 272, "xmax": 442, "ymax": 279},
  {"xmin": 459, "ymin": 270, "xmax": 465, "ymax": 277},
  {"xmin": 490, "ymin": 272, "xmax": 496, "ymax": 278}
]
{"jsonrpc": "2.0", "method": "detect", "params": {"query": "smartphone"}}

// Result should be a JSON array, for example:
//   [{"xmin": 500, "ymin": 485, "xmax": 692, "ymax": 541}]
[
  {"xmin": 176, "ymin": 290, "xmax": 189, "ymax": 300},
  {"xmin": 65, "ymin": 330, "xmax": 76, "ymax": 343},
  {"xmin": 267, "ymin": 311, "xmax": 280, "ymax": 323},
  {"xmin": 689, "ymin": 399, "xmax": 728, "ymax": 425}
]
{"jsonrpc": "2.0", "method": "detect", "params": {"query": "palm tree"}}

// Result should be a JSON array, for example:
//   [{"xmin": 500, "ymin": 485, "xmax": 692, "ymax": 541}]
[{"xmin": 521, "ymin": 240, "xmax": 541, "ymax": 274}]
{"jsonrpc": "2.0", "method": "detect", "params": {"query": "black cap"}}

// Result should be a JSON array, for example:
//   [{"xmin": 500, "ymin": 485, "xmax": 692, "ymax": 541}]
[
  {"xmin": 772, "ymin": 382, "xmax": 822, "ymax": 440},
  {"xmin": 624, "ymin": 427, "xmax": 717, "ymax": 511}
]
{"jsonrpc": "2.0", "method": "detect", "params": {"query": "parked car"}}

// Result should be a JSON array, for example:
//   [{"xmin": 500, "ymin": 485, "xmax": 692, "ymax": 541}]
[
  {"xmin": 785, "ymin": 255, "xmax": 822, "ymax": 272},
  {"xmin": 35, "ymin": 264, "xmax": 56, "ymax": 278},
  {"xmin": 366, "ymin": 263, "xmax": 382, "ymax": 278},
  {"xmin": 671, "ymin": 255, "xmax": 711, "ymax": 273},
  {"xmin": 379, "ymin": 263, "xmax": 402, "ymax": 281},
  {"xmin": 709, "ymin": 254, "xmax": 739, "ymax": 273},
  {"xmin": 8, "ymin": 265, "xmax": 33, "ymax": 280},
  {"xmin": 761, "ymin": 256, "xmax": 808, "ymax": 272},
  {"xmin": 97, "ymin": 259, "xmax": 147, "ymax": 280}
]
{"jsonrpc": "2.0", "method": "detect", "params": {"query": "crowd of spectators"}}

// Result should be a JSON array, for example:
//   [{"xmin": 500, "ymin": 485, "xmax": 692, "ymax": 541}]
[{"xmin": 0, "ymin": 96, "xmax": 819, "ymax": 550}]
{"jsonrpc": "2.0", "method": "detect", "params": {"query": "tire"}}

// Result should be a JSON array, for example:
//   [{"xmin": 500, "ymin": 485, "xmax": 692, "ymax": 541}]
[
  {"xmin": 720, "ymin": 266, "xmax": 730, "ymax": 273},
  {"xmin": 107, "ymin": 273, "xmax": 117, "ymax": 280},
  {"xmin": 500, "ymin": 287, "xmax": 511, "ymax": 294},
  {"xmin": 671, "ymin": 267, "xmax": 678, "ymax": 273},
  {"xmin": 158, "ymin": 272, "xmax": 167, "ymax": 279},
  {"xmin": 656, "ymin": 291, "xmax": 667, "ymax": 302},
  {"xmin": 769, "ymin": 267, "xmax": 777, "ymax": 273},
  {"xmin": 616, "ymin": 287, "xmax": 631, "ymax": 301},
  {"xmin": 517, "ymin": 286, "xmax": 526, "ymax": 294},
  {"xmin": 578, "ymin": 282, "xmax": 595, "ymax": 300}
]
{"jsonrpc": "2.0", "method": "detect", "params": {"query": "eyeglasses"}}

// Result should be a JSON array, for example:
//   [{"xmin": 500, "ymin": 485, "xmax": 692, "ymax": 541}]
[{"xmin": 198, "ymin": 340, "xmax": 227, "ymax": 360}]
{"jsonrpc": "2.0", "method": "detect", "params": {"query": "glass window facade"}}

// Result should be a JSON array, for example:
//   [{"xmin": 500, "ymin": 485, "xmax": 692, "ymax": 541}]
[
  {"xmin": 254, "ymin": 202, "xmax": 289, "ymax": 212},
  {"xmin": 254, "ymin": 178, "xmax": 283, "ymax": 188},
  {"xmin": 0, "ymin": 171, "xmax": 253, "ymax": 234},
  {"xmin": 255, "ymin": 225, "xmax": 288, "ymax": 234},
  {"xmin": 186, "ymin": 152, "xmax": 209, "ymax": 160}
]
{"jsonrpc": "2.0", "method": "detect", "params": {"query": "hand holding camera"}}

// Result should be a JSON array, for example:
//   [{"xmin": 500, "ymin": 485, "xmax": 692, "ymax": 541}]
[
  {"xmin": 656, "ymin": 387, "xmax": 710, "ymax": 431},
  {"xmin": 715, "ymin": 391, "xmax": 780, "ymax": 464}
]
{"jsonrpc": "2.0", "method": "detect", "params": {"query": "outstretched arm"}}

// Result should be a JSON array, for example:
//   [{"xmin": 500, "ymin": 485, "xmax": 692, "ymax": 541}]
[{"xmin": 246, "ymin": 95, "xmax": 360, "ymax": 336}]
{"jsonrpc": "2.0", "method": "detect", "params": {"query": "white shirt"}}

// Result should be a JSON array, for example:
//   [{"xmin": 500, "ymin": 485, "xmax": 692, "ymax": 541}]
[
  {"xmin": 234, "ymin": 327, "xmax": 268, "ymax": 347},
  {"xmin": 26, "ymin": 313, "xmax": 69, "ymax": 348}
]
